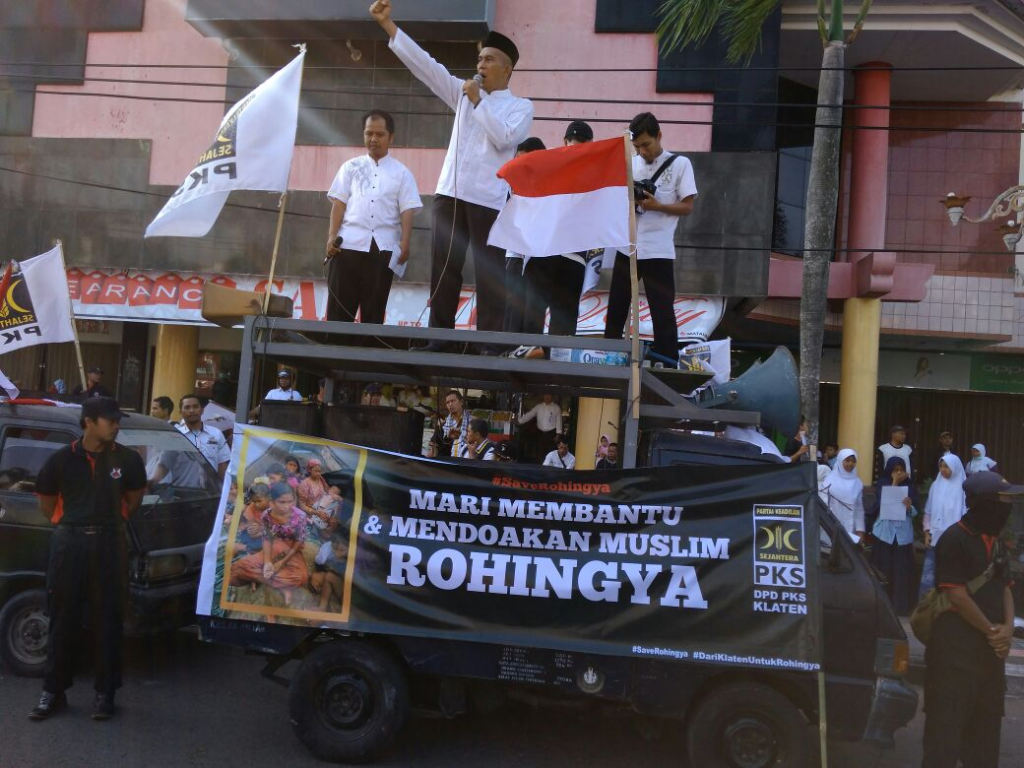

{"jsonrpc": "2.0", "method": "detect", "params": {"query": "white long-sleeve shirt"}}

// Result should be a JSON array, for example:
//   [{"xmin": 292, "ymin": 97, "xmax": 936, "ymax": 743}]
[
  {"xmin": 518, "ymin": 402, "xmax": 562, "ymax": 434},
  {"xmin": 389, "ymin": 29, "xmax": 534, "ymax": 211}
]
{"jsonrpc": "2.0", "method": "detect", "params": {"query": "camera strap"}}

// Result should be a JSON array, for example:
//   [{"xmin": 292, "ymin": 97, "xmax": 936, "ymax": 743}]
[{"xmin": 646, "ymin": 153, "xmax": 679, "ymax": 189}]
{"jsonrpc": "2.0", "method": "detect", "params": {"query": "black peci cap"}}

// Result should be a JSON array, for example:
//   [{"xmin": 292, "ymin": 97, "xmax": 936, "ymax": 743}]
[
  {"xmin": 88, "ymin": 366, "xmax": 104, "ymax": 375},
  {"xmin": 564, "ymin": 120, "xmax": 594, "ymax": 142},
  {"xmin": 81, "ymin": 397, "xmax": 129, "ymax": 421},
  {"xmin": 516, "ymin": 136, "xmax": 546, "ymax": 154},
  {"xmin": 964, "ymin": 471, "xmax": 1024, "ymax": 499},
  {"xmin": 481, "ymin": 30, "xmax": 520, "ymax": 66}
]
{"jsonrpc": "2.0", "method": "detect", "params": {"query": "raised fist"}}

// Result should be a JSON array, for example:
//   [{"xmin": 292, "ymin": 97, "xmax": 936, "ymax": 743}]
[{"xmin": 370, "ymin": 0, "xmax": 392, "ymax": 24}]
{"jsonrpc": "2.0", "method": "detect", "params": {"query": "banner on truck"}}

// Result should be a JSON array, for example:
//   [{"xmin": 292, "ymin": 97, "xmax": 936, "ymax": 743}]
[{"xmin": 198, "ymin": 428, "xmax": 822, "ymax": 670}]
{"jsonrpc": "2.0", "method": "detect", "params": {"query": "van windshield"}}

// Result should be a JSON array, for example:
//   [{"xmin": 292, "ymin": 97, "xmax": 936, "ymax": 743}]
[{"xmin": 118, "ymin": 427, "xmax": 221, "ymax": 500}]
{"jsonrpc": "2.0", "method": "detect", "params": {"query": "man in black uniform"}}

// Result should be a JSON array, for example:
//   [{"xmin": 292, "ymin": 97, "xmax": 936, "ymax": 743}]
[
  {"xmin": 72, "ymin": 366, "xmax": 113, "ymax": 398},
  {"xmin": 922, "ymin": 471, "xmax": 1023, "ymax": 767},
  {"xmin": 28, "ymin": 397, "xmax": 147, "ymax": 722}
]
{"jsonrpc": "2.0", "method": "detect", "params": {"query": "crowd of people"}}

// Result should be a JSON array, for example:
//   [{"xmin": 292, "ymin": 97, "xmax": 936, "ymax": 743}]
[
  {"xmin": 812, "ymin": 425, "xmax": 1006, "ymax": 612},
  {"xmin": 807, "ymin": 422, "xmax": 1020, "ymax": 765}
]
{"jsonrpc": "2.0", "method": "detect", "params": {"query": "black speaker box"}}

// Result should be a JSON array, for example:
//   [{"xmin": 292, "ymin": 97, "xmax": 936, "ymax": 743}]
[
  {"xmin": 323, "ymin": 405, "xmax": 425, "ymax": 455},
  {"xmin": 259, "ymin": 401, "xmax": 322, "ymax": 437}
]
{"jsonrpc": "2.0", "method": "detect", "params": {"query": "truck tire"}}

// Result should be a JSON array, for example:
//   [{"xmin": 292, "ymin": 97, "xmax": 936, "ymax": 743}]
[
  {"xmin": 288, "ymin": 639, "xmax": 409, "ymax": 764},
  {"xmin": 0, "ymin": 589, "xmax": 49, "ymax": 678},
  {"xmin": 686, "ymin": 682, "xmax": 807, "ymax": 768}
]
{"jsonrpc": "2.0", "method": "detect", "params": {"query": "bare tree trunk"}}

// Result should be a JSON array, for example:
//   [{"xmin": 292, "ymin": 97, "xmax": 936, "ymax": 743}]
[{"xmin": 799, "ymin": 41, "xmax": 846, "ymax": 447}]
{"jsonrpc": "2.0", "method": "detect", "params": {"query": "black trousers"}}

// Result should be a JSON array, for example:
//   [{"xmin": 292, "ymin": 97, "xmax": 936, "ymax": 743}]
[
  {"xmin": 604, "ymin": 253, "xmax": 679, "ymax": 368},
  {"xmin": 522, "ymin": 256, "xmax": 586, "ymax": 337},
  {"xmin": 872, "ymin": 539, "xmax": 916, "ymax": 616},
  {"xmin": 429, "ymin": 195, "xmax": 505, "ymax": 331},
  {"xmin": 44, "ymin": 525, "xmax": 128, "ymax": 697},
  {"xmin": 503, "ymin": 256, "xmax": 527, "ymax": 334},
  {"xmin": 922, "ymin": 633, "xmax": 1005, "ymax": 768},
  {"xmin": 326, "ymin": 240, "xmax": 394, "ymax": 325}
]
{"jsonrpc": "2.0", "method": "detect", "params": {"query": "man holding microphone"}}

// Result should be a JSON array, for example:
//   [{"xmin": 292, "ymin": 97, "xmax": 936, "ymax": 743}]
[{"xmin": 370, "ymin": 0, "xmax": 533, "ymax": 351}]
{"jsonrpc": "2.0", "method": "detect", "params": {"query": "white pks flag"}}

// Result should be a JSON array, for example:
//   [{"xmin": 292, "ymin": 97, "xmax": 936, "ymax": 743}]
[
  {"xmin": 487, "ymin": 137, "xmax": 630, "ymax": 258},
  {"xmin": 145, "ymin": 49, "xmax": 306, "ymax": 238},
  {"xmin": 0, "ymin": 243, "xmax": 76, "ymax": 356}
]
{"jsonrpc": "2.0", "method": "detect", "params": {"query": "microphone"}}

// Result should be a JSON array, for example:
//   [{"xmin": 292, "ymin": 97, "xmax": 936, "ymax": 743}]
[{"xmin": 473, "ymin": 74, "xmax": 483, "ymax": 86}]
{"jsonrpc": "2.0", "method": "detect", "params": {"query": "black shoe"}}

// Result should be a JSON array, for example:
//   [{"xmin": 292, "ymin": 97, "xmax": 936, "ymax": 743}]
[
  {"xmin": 475, "ymin": 344, "xmax": 501, "ymax": 356},
  {"xmin": 28, "ymin": 691, "xmax": 67, "ymax": 721},
  {"xmin": 415, "ymin": 340, "xmax": 450, "ymax": 353},
  {"xmin": 92, "ymin": 693, "xmax": 115, "ymax": 721}
]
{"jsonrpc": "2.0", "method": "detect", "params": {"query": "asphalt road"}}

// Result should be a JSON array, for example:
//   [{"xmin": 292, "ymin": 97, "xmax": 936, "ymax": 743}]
[{"xmin": 3, "ymin": 629, "xmax": 1024, "ymax": 768}]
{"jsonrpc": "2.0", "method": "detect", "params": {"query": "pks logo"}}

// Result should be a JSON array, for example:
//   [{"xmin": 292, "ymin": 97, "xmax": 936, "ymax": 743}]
[
  {"xmin": 110, "ymin": 467, "xmax": 122, "ymax": 479},
  {"xmin": 755, "ymin": 522, "xmax": 802, "ymax": 564},
  {"xmin": 0, "ymin": 269, "xmax": 43, "ymax": 347}
]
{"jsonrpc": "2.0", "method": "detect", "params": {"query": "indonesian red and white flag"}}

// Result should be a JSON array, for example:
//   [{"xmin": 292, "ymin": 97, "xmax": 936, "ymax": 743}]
[{"xmin": 487, "ymin": 137, "xmax": 630, "ymax": 258}]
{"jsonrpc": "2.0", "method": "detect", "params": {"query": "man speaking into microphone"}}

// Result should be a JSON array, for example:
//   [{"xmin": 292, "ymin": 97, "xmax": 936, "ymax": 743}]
[{"xmin": 371, "ymin": 0, "xmax": 533, "ymax": 351}]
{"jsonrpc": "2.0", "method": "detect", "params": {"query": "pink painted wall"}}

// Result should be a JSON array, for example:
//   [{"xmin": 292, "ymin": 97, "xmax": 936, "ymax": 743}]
[
  {"xmin": 30, "ymin": 0, "xmax": 712, "ymax": 195},
  {"xmin": 31, "ymin": 0, "xmax": 229, "ymax": 187}
]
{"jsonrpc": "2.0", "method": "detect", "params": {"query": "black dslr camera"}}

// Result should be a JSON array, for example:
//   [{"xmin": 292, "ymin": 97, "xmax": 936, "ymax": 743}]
[{"xmin": 633, "ymin": 179, "xmax": 657, "ymax": 214}]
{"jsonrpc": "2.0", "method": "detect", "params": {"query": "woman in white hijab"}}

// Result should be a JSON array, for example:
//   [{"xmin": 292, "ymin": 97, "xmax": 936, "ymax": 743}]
[
  {"xmin": 820, "ymin": 449, "xmax": 865, "ymax": 541},
  {"xmin": 965, "ymin": 443, "xmax": 997, "ymax": 476},
  {"xmin": 918, "ymin": 453, "xmax": 967, "ymax": 598},
  {"xmin": 816, "ymin": 463, "xmax": 832, "ymax": 504}
]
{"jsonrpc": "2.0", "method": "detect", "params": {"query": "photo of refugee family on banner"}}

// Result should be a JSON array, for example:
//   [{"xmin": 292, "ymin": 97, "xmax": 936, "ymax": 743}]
[{"xmin": 197, "ymin": 427, "xmax": 823, "ymax": 671}]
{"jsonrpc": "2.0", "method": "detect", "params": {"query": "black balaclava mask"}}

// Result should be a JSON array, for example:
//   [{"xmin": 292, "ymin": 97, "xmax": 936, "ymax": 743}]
[{"xmin": 964, "ymin": 494, "xmax": 1012, "ymax": 536}]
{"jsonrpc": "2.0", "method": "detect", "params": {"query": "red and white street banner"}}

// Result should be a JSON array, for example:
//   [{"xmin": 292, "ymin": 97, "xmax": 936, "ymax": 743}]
[
  {"xmin": 488, "ymin": 137, "xmax": 630, "ymax": 257},
  {"xmin": 67, "ymin": 268, "xmax": 724, "ymax": 342}
]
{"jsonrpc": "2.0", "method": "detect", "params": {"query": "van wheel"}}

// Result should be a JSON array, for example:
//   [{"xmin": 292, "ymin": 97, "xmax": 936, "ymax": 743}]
[
  {"xmin": 686, "ymin": 682, "xmax": 807, "ymax": 768},
  {"xmin": 0, "ymin": 589, "xmax": 49, "ymax": 678},
  {"xmin": 288, "ymin": 639, "xmax": 409, "ymax": 763}
]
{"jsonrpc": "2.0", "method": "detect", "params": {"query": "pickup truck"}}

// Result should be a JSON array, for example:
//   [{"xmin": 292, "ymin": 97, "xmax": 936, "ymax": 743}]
[
  {"xmin": 199, "ymin": 428, "xmax": 917, "ymax": 767},
  {"xmin": 0, "ymin": 402, "xmax": 220, "ymax": 676}
]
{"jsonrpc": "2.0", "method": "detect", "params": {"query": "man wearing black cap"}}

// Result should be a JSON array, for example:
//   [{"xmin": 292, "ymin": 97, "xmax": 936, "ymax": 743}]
[
  {"xmin": 922, "ymin": 471, "xmax": 1022, "ymax": 767},
  {"xmin": 28, "ymin": 398, "xmax": 147, "ymax": 722},
  {"xmin": 72, "ymin": 366, "xmax": 113, "ymax": 399},
  {"xmin": 371, "ymin": 0, "xmax": 534, "ymax": 351}
]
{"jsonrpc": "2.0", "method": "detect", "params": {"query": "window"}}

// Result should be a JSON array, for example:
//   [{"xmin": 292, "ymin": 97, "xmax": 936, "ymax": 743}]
[
  {"xmin": 0, "ymin": 427, "xmax": 75, "ymax": 492},
  {"xmin": 118, "ymin": 428, "xmax": 220, "ymax": 499},
  {"xmin": 773, "ymin": 78, "xmax": 825, "ymax": 257}
]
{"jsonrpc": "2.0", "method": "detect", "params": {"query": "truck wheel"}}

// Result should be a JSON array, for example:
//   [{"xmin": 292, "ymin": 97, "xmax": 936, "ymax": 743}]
[
  {"xmin": 288, "ymin": 639, "xmax": 409, "ymax": 764},
  {"xmin": 0, "ymin": 589, "xmax": 49, "ymax": 678},
  {"xmin": 686, "ymin": 682, "xmax": 807, "ymax": 768}
]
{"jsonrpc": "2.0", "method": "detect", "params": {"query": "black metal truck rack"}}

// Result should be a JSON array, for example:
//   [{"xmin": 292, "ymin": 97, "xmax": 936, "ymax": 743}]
[{"xmin": 233, "ymin": 315, "xmax": 759, "ymax": 466}]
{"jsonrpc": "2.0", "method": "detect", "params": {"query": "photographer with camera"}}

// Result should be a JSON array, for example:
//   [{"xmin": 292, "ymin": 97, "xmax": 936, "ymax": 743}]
[{"xmin": 603, "ymin": 112, "xmax": 697, "ymax": 368}]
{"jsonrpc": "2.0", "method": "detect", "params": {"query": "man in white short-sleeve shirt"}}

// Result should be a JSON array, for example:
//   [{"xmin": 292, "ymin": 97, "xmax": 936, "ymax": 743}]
[
  {"xmin": 264, "ymin": 370, "xmax": 302, "ymax": 402},
  {"xmin": 543, "ymin": 437, "xmax": 576, "ymax": 470},
  {"xmin": 326, "ymin": 109, "xmax": 422, "ymax": 325},
  {"xmin": 372, "ymin": 0, "xmax": 533, "ymax": 346},
  {"xmin": 604, "ymin": 112, "xmax": 698, "ymax": 369}
]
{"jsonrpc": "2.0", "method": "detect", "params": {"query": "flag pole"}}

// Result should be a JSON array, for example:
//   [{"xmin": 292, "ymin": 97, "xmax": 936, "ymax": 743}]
[
  {"xmin": 55, "ymin": 240, "xmax": 88, "ymax": 392},
  {"xmin": 622, "ymin": 132, "xmax": 641, "ymax": 420},
  {"xmin": 261, "ymin": 42, "xmax": 306, "ymax": 316},
  {"xmin": 261, "ymin": 191, "xmax": 289, "ymax": 313}
]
